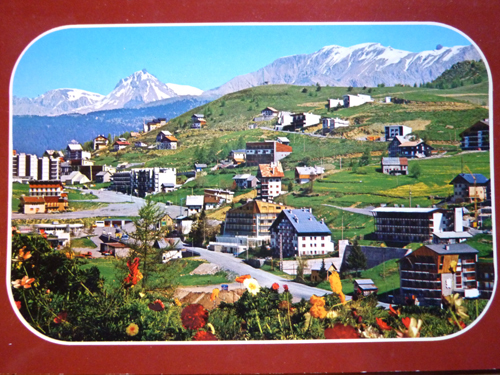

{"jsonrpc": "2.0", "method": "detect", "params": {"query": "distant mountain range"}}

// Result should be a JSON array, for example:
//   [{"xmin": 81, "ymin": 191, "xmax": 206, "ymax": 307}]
[
  {"xmin": 13, "ymin": 69, "xmax": 204, "ymax": 116},
  {"xmin": 204, "ymin": 43, "xmax": 481, "ymax": 97}
]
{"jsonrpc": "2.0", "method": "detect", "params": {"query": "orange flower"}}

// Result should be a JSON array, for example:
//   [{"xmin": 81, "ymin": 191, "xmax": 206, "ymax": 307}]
[
  {"xmin": 310, "ymin": 304, "xmax": 327, "ymax": 319},
  {"xmin": 126, "ymin": 323, "xmax": 139, "ymax": 336},
  {"xmin": 53, "ymin": 312, "xmax": 67, "ymax": 324},
  {"xmin": 210, "ymin": 288, "xmax": 219, "ymax": 301},
  {"xmin": 12, "ymin": 275, "xmax": 35, "ymax": 289},
  {"xmin": 181, "ymin": 304, "xmax": 208, "ymax": 330},
  {"xmin": 124, "ymin": 258, "xmax": 142, "ymax": 287},
  {"xmin": 309, "ymin": 295, "xmax": 325, "ymax": 307},
  {"xmin": 235, "ymin": 274, "xmax": 251, "ymax": 283},
  {"xmin": 148, "ymin": 299, "xmax": 165, "ymax": 311},
  {"xmin": 13, "ymin": 246, "xmax": 31, "ymax": 264},
  {"xmin": 402, "ymin": 316, "xmax": 411, "ymax": 329},
  {"xmin": 271, "ymin": 283, "xmax": 279, "ymax": 291},
  {"xmin": 389, "ymin": 305, "xmax": 400, "ymax": 317},
  {"xmin": 376, "ymin": 317, "xmax": 392, "ymax": 331}
]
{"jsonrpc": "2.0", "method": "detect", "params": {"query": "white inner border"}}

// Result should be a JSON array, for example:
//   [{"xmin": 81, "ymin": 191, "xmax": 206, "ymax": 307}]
[{"xmin": 7, "ymin": 21, "xmax": 496, "ymax": 346}]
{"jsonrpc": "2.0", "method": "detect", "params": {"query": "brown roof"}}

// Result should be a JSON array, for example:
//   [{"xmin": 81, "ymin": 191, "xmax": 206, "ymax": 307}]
[
  {"xmin": 275, "ymin": 142, "xmax": 293, "ymax": 153},
  {"xmin": 44, "ymin": 196, "xmax": 67, "ymax": 203},
  {"xmin": 21, "ymin": 196, "xmax": 45, "ymax": 204},
  {"xmin": 165, "ymin": 136, "xmax": 178, "ymax": 142},
  {"xmin": 228, "ymin": 200, "xmax": 292, "ymax": 215},
  {"xmin": 204, "ymin": 195, "xmax": 222, "ymax": 204},
  {"xmin": 258, "ymin": 162, "xmax": 284, "ymax": 178},
  {"xmin": 29, "ymin": 181, "xmax": 63, "ymax": 189},
  {"xmin": 106, "ymin": 243, "xmax": 129, "ymax": 248}
]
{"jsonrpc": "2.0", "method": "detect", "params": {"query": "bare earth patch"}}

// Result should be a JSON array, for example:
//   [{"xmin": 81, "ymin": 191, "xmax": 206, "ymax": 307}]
[{"xmin": 175, "ymin": 287, "xmax": 246, "ymax": 310}]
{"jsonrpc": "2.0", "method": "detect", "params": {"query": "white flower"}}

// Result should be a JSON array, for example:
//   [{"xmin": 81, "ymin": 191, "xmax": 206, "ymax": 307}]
[{"xmin": 243, "ymin": 278, "xmax": 260, "ymax": 295}]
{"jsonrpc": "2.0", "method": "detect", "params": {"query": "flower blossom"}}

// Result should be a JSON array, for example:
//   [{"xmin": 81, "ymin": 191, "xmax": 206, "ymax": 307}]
[
  {"xmin": 243, "ymin": 278, "xmax": 260, "ymax": 296},
  {"xmin": 271, "ymin": 283, "xmax": 279, "ymax": 291},
  {"xmin": 174, "ymin": 298, "xmax": 182, "ymax": 306},
  {"xmin": 12, "ymin": 246, "xmax": 31, "ymax": 265},
  {"xmin": 324, "ymin": 323, "xmax": 360, "ymax": 339},
  {"xmin": 376, "ymin": 317, "xmax": 392, "ymax": 331},
  {"xmin": 328, "ymin": 271, "xmax": 346, "ymax": 304},
  {"xmin": 235, "ymin": 274, "xmax": 251, "ymax": 283},
  {"xmin": 181, "ymin": 304, "xmax": 208, "ymax": 330},
  {"xmin": 210, "ymin": 288, "xmax": 219, "ymax": 301},
  {"xmin": 53, "ymin": 312, "xmax": 68, "ymax": 324},
  {"xmin": 310, "ymin": 304, "xmax": 327, "ymax": 319},
  {"xmin": 12, "ymin": 275, "xmax": 35, "ymax": 289},
  {"xmin": 389, "ymin": 305, "xmax": 400, "ymax": 317},
  {"xmin": 124, "ymin": 258, "xmax": 143, "ymax": 287},
  {"xmin": 444, "ymin": 293, "xmax": 469, "ymax": 319},
  {"xmin": 396, "ymin": 317, "xmax": 422, "ymax": 338},
  {"xmin": 283, "ymin": 284, "xmax": 289, "ymax": 292},
  {"xmin": 126, "ymin": 323, "xmax": 139, "ymax": 336},
  {"xmin": 148, "ymin": 299, "xmax": 165, "ymax": 311}
]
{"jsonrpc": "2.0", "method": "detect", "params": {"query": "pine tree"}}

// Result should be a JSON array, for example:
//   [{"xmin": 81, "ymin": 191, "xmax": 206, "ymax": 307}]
[
  {"xmin": 319, "ymin": 258, "xmax": 327, "ymax": 280},
  {"xmin": 347, "ymin": 239, "xmax": 367, "ymax": 277},
  {"xmin": 190, "ymin": 208, "xmax": 207, "ymax": 247}
]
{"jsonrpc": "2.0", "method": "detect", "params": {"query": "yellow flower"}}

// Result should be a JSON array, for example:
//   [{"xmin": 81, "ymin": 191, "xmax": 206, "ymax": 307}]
[
  {"xmin": 326, "ymin": 310, "xmax": 338, "ymax": 319},
  {"xmin": 309, "ymin": 294, "xmax": 325, "ymax": 307},
  {"xmin": 407, "ymin": 317, "xmax": 423, "ymax": 338},
  {"xmin": 328, "ymin": 271, "xmax": 346, "ymax": 304},
  {"xmin": 210, "ymin": 288, "xmax": 219, "ymax": 301},
  {"xmin": 243, "ymin": 278, "xmax": 260, "ymax": 295},
  {"xmin": 174, "ymin": 298, "xmax": 182, "ymax": 306},
  {"xmin": 310, "ymin": 304, "xmax": 327, "ymax": 319},
  {"xmin": 126, "ymin": 323, "xmax": 139, "ymax": 336}
]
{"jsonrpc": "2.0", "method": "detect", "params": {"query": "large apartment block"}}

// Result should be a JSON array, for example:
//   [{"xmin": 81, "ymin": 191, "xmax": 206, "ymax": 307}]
[
  {"xmin": 245, "ymin": 141, "xmax": 292, "ymax": 166},
  {"xmin": 399, "ymin": 243, "xmax": 479, "ymax": 306},
  {"xmin": 130, "ymin": 167, "xmax": 176, "ymax": 197},
  {"xmin": 460, "ymin": 119, "xmax": 489, "ymax": 151},
  {"xmin": 13, "ymin": 153, "xmax": 60, "ymax": 181},
  {"xmin": 257, "ymin": 162, "xmax": 284, "ymax": 201}
]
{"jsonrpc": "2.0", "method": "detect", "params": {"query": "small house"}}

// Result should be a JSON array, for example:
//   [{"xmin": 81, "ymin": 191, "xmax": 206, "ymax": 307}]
[
  {"xmin": 449, "ymin": 173, "xmax": 490, "ymax": 203},
  {"xmin": 186, "ymin": 195, "xmax": 204, "ymax": 216},
  {"xmin": 381, "ymin": 157, "xmax": 408, "ymax": 175},
  {"xmin": 261, "ymin": 107, "xmax": 279, "ymax": 118},
  {"xmin": 354, "ymin": 279, "xmax": 378, "ymax": 296},
  {"xmin": 95, "ymin": 171, "xmax": 112, "ymax": 183},
  {"xmin": 233, "ymin": 174, "xmax": 258, "ymax": 189},
  {"xmin": 113, "ymin": 140, "xmax": 130, "ymax": 151},
  {"xmin": 295, "ymin": 166, "xmax": 325, "ymax": 184},
  {"xmin": 194, "ymin": 163, "xmax": 208, "ymax": 172},
  {"xmin": 276, "ymin": 137, "xmax": 290, "ymax": 146},
  {"xmin": 93, "ymin": 135, "xmax": 108, "ymax": 150}
]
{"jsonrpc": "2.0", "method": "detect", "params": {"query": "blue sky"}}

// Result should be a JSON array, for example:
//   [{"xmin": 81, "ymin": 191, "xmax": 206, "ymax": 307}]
[{"xmin": 13, "ymin": 24, "xmax": 473, "ymax": 98}]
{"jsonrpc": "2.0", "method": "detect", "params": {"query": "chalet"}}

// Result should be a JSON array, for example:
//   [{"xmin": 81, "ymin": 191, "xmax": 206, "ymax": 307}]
[
  {"xmin": 191, "ymin": 114, "xmax": 206, "ymax": 129},
  {"xmin": 93, "ymin": 135, "xmax": 108, "ymax": 150},
  {"xmin": 290, "ymin": 112, "xmax": 322, "ymax": 130},
  {"xmin": 343, "ymin": 94, "xmax": 373, "ymax": 108},
  {"xmin": 143, "ymin": 118, "xmax": 167, "ymax": 133},
  {"xmin": 276, "ymin": 137, "xmax": 290, "ymax": 146},
  {"xmin": 460, "ymin": 119, "xmax": 489, "ymax": 151},
  {"xmin": 134, "ymin": 141, "xmax": 148, "ymax": 148},
  {"xmin": 384, "ymin": 125, "xmax": 412, "ymax": 141},
  {"xmin": 270, "ymin": 208, "xmax": 334, "ymax": 257},
  {"xmin": 246, "ymin": 141, "xmax": 292, "ymax": 166},
  {"xmin": 261, "ymin": 107, "xmax": 279, "ymax": 118},
  {"xmin": 223, "ymin": 200, "xmax": 293, "ymax": 242},
  {"xmin": 328, "ymin": 98, "xmax": 344, "ymax": 109},
  {"xmin": 61, "ymin": 171, "xmax": 90, "ymax": 185},
  {"xmin": 204, "ymin": 195, "xmax": 224, "ymax": 210},
  {"xmin": 100, "ymin": 242, "xmax": 130, "ymax": 258},
  {"xmin": 130, "ymin": 131, "xmax": 141, "ymax": 138},
  {"xmin": 381, "ymin": 157, "xmax": 408, "ymax": 175},
  {"xmin": 186, "ymin": 195, "xmax": 204, "ymax": 216},
  {"xmin": 399, "ymin": 243, "xmax": 479, "ymax": 306},
  {"xmin": 175, "ymin": 216, "xmax": 194, "ymax": 236},
  {"xmin": 19, "ymin": 196, "xmax": 46, "ymax": 214},
  {"xmin": 156, "ymin": 132, "xmax": 178, "ymax": 150},
  {"xmin": 66, "ymin": 140, "xmax": 91, "ymax": 162},
  {"xmin": 113, "ymin": 140, "xmax": 130, "ymax": 151},
  {"xmin": 388, "ymin": 135, "xmax": 433, "ymax": 158},
  {"xmin": 204, "ymin": 189, "xmax": 234, "ymax": 204},
  {"xmin": 194, "ymin": 164, "xmax": 208, "ymax": 172},
  {"xmin": 322, "ymin": 117, "xmax": 349, "ymax": 133},
  {"xmin": 449, "ymin": 173, "xmax": 490, "ymax": 203},
  {"xmin": 257, "ymin": 162, "xmax": 284, "ymax": 201},
  {"xmin": 44, "ymin": 196, "xmax": 69, "ymax": 212},
  {"xmin": 230, "ymin": 149, "xmax": 246, "ymax": 164},
  {"xmin": 295, "ymin": 166, "xmax": 325, "ymax": 184},
  {"xmin": 233, "ymin": 174, "xmax": 258, "ymax": 189},
  {"xmin": 354, "ymin": 279, "xmax": 378, "ymax": 297},
  {"xmin": 95, "ymin": 171, "xmax": 112, "ymax": 183},
  {"xmin": 29, "ymin": 180, "xmax": 64, "ymax": 197},
  {"xmin": 275, "ymin": 111, "xmax": 294, "ymax": 130}
]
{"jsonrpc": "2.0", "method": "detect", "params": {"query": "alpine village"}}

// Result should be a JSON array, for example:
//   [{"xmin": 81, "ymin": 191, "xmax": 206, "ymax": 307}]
[{"xmin": 11, "ymin": 58, "xmax": 493, "ymax": 341}]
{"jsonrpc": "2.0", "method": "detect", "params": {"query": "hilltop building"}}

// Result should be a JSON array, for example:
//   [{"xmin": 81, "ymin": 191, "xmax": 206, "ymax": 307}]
[
  {"xmin": 93, "ymin": 135, "xmax": 109, "ymax": 150},
  {"xmin": 388, "ymin": 135, "xmax": 433, "ymax": 158},
  {"xmin": 246, "ymin": 141, "xmax": 292, "ymax": 166},
  {"xmin": 384, "ymin": 125, "xmax": 412, "ymax": 141},
  {"xmin": 460, "ymin": 119, "xmax": 489, "ymax": 151},
  {"xmin": 289, "ymin": 112, "xmax": 322, "ymax": 130},
  {"xmin": 156, "ymin": 131, "xmax": 178, "ymax": 150},
  {"xmin": 275, "ymin": 111, "xmax": 294, "ymax": 130},
  {"xmin": 328, "ymin": 98, "xmax": 344, "ymax": 109},
  {"xmin": 322, "ymin": 117, "xmax": 349, "ymax": 133},
  {"xmin": 191, "ymin": 114, "xmax": 206, "ymax": 129},
  {"xmin": 143, "ymin": 118, "xmax": 167, "ymax": 133},
  {"xmin": 399, "ymin": 243, "xmax": 479, "ymax": 306},
  {"xmin": 343, "ymin": 94, "xmax": 373, "ymax": 108},
  {"xmin": 257, "ymin": 162, "xmax": 284, "ymax": 201},
  {"xmin": 270, "ymin": 208, "xmax": 334, "ymax": 257}
]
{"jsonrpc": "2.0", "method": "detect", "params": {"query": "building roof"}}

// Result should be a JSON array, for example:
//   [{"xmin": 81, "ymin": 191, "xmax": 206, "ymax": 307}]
[
  {"xmin": 258, "ymin": 162, "xmax": 284, "ymax": 178},
  {"xmin": 275, "ymin": 142, "xmax": 293, "ymax": 153},
  {"xmin": 204, "ymin": 189, "xmax": 234, "ymax": 196},
  {"xmin": 96, "ymin": 171, "xmax": 111, "ymax": 176},
  {"xmin": 263, "ymin": 106, "xmax": 278, "ymax": 112},
  {"xmin": 114, "ymin": 141, "xmax": 130, "ymax": 146},
  {"xmin": 204, "ymin": 195, "xmax": 222, "ymax": 204},
  {"xmin": 231, "ymin": 149, "xmax": 246, "ymax": 153},
  {"xmin": 67, "ymin": 143, "xmax": 83, "ymax": 151},
  {"xmin": 192, "ymin": 114, "xmax": 204, "ymax": 118},
  {"xmin": 355, "ymin": 279, "xmax": 377, "ymax": 286},
  {"xmin": 449, "ymin": 173, "xmax": 489, "ymax": 185},
  {"xmin": 164, "ymin": 136, "xmax": 178, "ymax": 142},
  {"xmin": 277, "ymin": 137, "xmax": 290, "ymax": 143},
  {"xmin": 159, "ymin": 130, "xmax": 172, "ymax": 136},
  {"xmin": 295, "ymin": 166, "xmax": 325, "ymax": 176},
  {"xmin": 422, "ymin": 243, "xmax": 479, "ymax": 255},
  {"xmin": 228, "ymin": 200, "xmax": 291, "ymax": 215},
  {"xmin": 233, "ymin": 173, "xmax": 256, "ymax": 181},
  {"xmin": 186, "ymin": 195, "xmax": 204, "ymax": 206},
  {"xmin": 459, "ymin": 119, "xmax": 489, "ymax": 136},
  {"xmin": 382, "ymin": 157, "xmax": 408, "ymax": 166},
  {"xmin": 29, "ymin": 181, "xmax": 63, "ymax": 188},
  {"xmin": 372, "ymin": 207, "xmax": 440, "ymax": 214},
  {"xmin": 432, "ymin": 231, "xmax": 473, "ymax": 239},
  {"xmin": 195, "ymin": 163, "xmax": 208, "ymax": 168},
  {"xmin": 21, "ymin": 196, "xmax": 45, "ymax": 204},
  {"xmin": 399, "ymin": 139, "xmax": 424, "ymax": 147},
  {"xmin": 278, "ymin": 208, "xmax": 331, "ymax": 235}
]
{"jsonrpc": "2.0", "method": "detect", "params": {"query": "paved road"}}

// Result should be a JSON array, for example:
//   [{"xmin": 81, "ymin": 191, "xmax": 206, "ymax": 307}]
[
  {"xmin": 190, "ymin": 246, "xmax": 335, "ymax": 302},
  {"xmin": 322, "ymin": 204, "xmax": 375, "ymax": 216},
  {"xmin": 12, "ymin": 188, "xmax": 187, "ymax": 220}
]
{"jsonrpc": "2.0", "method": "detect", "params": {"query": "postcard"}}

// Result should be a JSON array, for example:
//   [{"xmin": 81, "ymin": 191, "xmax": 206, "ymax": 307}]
[{"xmin": 1, "ymin": 1, "xmax": 499, "ymax": 373}]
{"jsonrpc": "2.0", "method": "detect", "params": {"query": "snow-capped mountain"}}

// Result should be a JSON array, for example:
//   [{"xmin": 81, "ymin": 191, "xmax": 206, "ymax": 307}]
[
  {"xmin": 204, "ymin": 43, "xmax": 481, "ymax": 97},
  {"xmin": 13, "ymin": 89, "xmax": 105, "ymax": 116},
  {"xmin": 13, "ymin": 69, "xmax": 204, "ymax": 116}
]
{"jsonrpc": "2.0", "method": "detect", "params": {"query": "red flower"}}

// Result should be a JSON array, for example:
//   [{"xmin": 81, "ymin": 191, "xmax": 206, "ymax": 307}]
[
  {"xmin": 53, "ymin": 312, "xmax": 68, "ymax": 324},
  {"xmin": 389, "ymin": 305, "xmax": 400, "ymax": 317},
  {"xmin": 193, "ymin": 330, "xmax": 218, "ymax": 341},
  {"xmin": 124, "ymin": 258, "xmax": 143, "ymax": 287},
  {"xmin": 271, "ymin": 283, "xmax": 279, "ymax": 291},
  {"xmin": 283, "ymin": 284, "xmax": 289, "ymax": 292},
  {"xmin": 181, "ymin": 304, "xmax": 208, "ymax": 330},
  {"xmin": 148, "ymin": 299, "xmax": 165, "ymax": 311},
  {"xmin": 324, "ymin": 323, "xmax": 360, "ymax": 339},
  {"xmin": 15, "ymin": 301, "xmax": 21, "ymax": 310},
  {"xmin": 376, "ymin": 317, "xmax": 392, "ymax": 331},
  {"xmin": 402, "ymin": 317, "xmax": 411, "ymax": 329}
]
